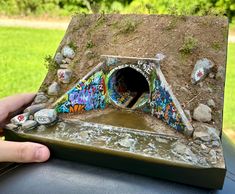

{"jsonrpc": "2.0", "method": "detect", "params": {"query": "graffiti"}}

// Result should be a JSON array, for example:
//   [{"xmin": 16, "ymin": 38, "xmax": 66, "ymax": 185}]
[
  {"xmin": 151, "ymin": 78, "xmax": 185, "ymax": 132},
  {"xmin": 56, "ymin": 71, "xmax": 106, "ymax": 113},
  {"xmin": 106, "ymin": 57, "xmax": 118, "ymax": 66},
  {"xmin": 54, "ymin": 56, "xmax": 191, "ymax": 135},
  {"xmin": 137, "ymin": 60, "xmax": 154, "ymax": 75},
  {"xmin": 107, "ymin": 70, "xmax": 132, "ymax": 106}
]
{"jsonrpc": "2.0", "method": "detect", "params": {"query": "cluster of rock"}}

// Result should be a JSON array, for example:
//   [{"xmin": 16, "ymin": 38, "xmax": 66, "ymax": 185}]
[
  {"xmin": 5, "ymin": 104, "xmax": 58, "ymax": 131},
  {"xmin": 173, "ymin": 57, "xmax": 225, "ymax": 165},
  {"xmin": 48, "ymin": 45, "xmax": 75, "ymax": 98},
  {"xmin": 189, "ymin": 58, "xmax": 224, "ymax": 124}
]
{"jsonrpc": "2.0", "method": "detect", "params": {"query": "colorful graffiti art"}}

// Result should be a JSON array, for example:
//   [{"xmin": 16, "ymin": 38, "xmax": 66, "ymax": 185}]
[
  {"xmin": 56, "ymin": 71, "xmax": 106, "ymax": 113},
  {"xmin": 151, "ymin": 78, "xmax": 185, "ymax": 132}
]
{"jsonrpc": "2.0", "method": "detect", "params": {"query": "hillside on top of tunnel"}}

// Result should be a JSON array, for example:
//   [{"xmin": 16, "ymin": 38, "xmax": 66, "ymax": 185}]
[{"xmin": 38, "ymin": 14, "xmax": 228, "ymax": 135}]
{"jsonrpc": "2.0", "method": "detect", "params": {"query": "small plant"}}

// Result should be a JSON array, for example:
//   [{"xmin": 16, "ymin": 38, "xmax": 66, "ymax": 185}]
[
  {"xmin": 86, "ymin": 40, "xmax": 95, "ymax": 49},
  {"xmin": 211, "ymin": 41, "xmax": 221, "ymax": 51},
  {"xmin": 119, "ymin": 19, "xmax": 139, "ymax": 34},
  {"xmin": 44, "ymin": 55, "xmax": 57, "ymax": 70},
  {"xmin": 164, "ymin": 17, "xmax": 178, "ymax": 31},
  {"xmin": 68, "ymin": 42, "xmax": 77, "ymax": 51},
  {"xmin": 180, "ymin": 36, "xmax": 198, "ymax": 55}
]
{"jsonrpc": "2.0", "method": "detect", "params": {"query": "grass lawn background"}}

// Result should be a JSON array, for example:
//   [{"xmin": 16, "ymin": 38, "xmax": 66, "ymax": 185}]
[{"xmin": 0, "ymin": 26, "xmax": 234, "ymax": 129}]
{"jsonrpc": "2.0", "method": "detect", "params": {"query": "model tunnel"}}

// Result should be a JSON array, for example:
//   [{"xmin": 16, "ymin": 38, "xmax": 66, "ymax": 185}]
[{"xmin": 107, "ymin": 67, "xmax": 150, "ymax": 109}]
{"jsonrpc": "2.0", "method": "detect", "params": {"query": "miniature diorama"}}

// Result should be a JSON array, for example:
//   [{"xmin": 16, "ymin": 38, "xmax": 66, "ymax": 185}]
[{"xmin": 4, "ymin": 14, "xmax": 228, "ymax": 189}]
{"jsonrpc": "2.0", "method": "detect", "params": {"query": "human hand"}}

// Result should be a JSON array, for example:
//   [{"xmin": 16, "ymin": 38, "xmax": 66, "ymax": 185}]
[{"xmin": 0, "ymin": 93, "xmax": 50, "ymax": 163}]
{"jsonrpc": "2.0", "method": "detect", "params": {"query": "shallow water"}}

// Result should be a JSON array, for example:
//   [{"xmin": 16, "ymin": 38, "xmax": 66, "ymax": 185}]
[
  {"xmin": 86, "ymin": 110, "xmax": 153, "ymax": 132},
  {"xmin": 19, "ymin": 119, "xmax": 214, "ymax": 167}
]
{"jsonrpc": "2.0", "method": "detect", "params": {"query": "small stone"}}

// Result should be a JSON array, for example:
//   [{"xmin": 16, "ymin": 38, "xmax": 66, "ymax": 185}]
[
  {"xmin": 216, "ymin": 66, "xmax": 225, "ymax": 80},
  {"xmin": 193, "ymin": 123, "xmax": 220, "ymax": 142},
  {"xmin": 85, "ymin": 50, "xmax": 94, "ymax": 59},
  {"xmin": 207, "ymin": 99, "xmax": 215, "ymax": 108},
  {"xmin": 212, "ymin": 141, "xmax": 220, "ymax": 147},
  {"xmin": 65, "ymin": 58, "xmax": 72, "ymax": 64},
  {"xmin": 184, "ymin": 109, "xmax": 192, "ymax": 122},
  {"xmin": 155, "ymin": 53, "xmax": 166, "ymax": 63},
  {"xmin": 209, "ymin": 72, "xmax": 215, "ymax": 79},
  {"xmin": 5, "ymin": 123, "xmax": 18, "ymax": 130},
  {"xmin": 48, "ymin": 82, "xmax": 60, "ymax": 96},
  {"xmin": 34, "ymin": 109, "xmax": 57, "ymax": 125},
  {"xmin": 29, "ymin": 115, "xmax": 34, "ymax": 120},
  {"xmin": 62, "ymin": 46, "xmax": 75, "ymax": 59},
  {"xmin": 118, "ymin": 137, "xmax": 135, "ymax": 148},
  {"xmin": 193, "ymin": 131, "xmax": 210, "ymax": 142},
  {"xmin": 191, "ymin": 58, "xmax": 214, "ymax": 84},
  {"xmin": 24, "ymin": 103, "xmax": 46, "ymax": 114},
  {"xmin": 34, "ymin": 93, "xmax": 48, "ymax": 104},
  {"xmin": 11, "ymin": 113, "xmax": 29, "ymax": 125},
  {"xmin": 57, "ymin": 69, "xmax": 72, "ymax": 84},
  {"xmin": 209, "ymin": 149, "xmax": 217, "ymax": 158},
  {"xmin": 180, "ymin": 86, "xmax": 189, "ymax": 93},
  {"xmin": 200, "ymin": 144, "xmax": 207, "ymax": 150},
  {"xmin": 193, "ymin": 104, "xmax": 212, "ymax": 122},
  {"xmin": 22, "ymin": 120, "xmax": 37, "ymax": 130},
  {"xmin": 172, "ymin": 142, "xmax": 198, "ymax": 162},
  {"xmin": 48, "ymin": 98, "xmax": 55, "ymax": 104},
  {"xmin": 60, "ymin": 64, "xmax": 69, "ymax": 69},
  {"xmin": 38, "ymin": 125, "xmax": 46, "ymax": 131},
  {"xmin": 79, "ymin": 131, "xmax": 90, "ymax": 140},
  {"xmin": 54, "ymin": 52, "xmax": 64, "ymax": 64}
]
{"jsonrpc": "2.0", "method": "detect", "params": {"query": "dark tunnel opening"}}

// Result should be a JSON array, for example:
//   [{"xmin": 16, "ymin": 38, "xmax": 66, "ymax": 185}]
[{"xmin": 108, "ymin": 67, "xmax": 150, "ymax": 109}]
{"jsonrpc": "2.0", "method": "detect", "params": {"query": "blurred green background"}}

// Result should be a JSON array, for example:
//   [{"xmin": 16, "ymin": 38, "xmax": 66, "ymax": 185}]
[
  {"xmin": 0, "ymin": 0, "xmax": 235, "ymax": 21},
  {"xmin": 0, "ymin": 0, "xmax": 234, "ymax": 132}
]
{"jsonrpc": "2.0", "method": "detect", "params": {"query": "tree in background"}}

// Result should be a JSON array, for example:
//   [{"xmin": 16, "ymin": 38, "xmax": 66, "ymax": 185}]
[{"xmin": 0, "ymin": 0, "xmax": 234, "ymax": 22}]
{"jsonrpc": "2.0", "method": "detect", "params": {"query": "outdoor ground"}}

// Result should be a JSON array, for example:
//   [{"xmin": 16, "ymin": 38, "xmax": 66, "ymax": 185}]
[{"xmin": 0, "ymin": 16, "xmax": 234, "ymax": 135}]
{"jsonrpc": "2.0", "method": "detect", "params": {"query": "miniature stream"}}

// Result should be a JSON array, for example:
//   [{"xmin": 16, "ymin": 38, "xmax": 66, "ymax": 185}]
[{"xmin": 18, "ymin": 116, "xmax": 217, "ymax": 168}]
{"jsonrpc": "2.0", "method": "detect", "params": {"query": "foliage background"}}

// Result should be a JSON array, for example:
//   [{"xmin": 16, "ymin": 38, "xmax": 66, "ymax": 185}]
[{"xmin": 0, "ymin": 0, "xmax": 235, "ymax": 21}]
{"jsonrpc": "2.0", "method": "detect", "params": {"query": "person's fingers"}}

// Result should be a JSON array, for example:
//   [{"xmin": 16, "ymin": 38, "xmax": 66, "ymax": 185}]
[
  {"xmin": 0, "ymin": 140, "xmax": 50, "ymax": 163},
  {"xmin": 0, "ymin": 93, "xmax": 35, "ymax": 122}
]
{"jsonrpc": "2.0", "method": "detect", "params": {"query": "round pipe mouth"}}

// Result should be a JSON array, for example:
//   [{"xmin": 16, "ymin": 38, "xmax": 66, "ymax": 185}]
[{"xmin": 107, "ymin": 66, "xmax": 150, "ymax": 109}]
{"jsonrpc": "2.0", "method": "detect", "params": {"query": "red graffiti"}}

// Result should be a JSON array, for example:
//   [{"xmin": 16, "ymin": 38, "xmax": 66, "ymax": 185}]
[
  {"xmin": 17, "ymin": 115, "xmax": 24, "ymax": 121},
  {"xmin": 196, "ymin": 70, "xmax": 204, "ymax": 78}
]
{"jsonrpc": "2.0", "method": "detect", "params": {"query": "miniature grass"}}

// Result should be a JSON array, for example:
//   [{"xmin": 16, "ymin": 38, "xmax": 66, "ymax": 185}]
[
  {"xmin": 0, "ymin": 26, "xmax": 64, "ymax": 98},
  {"xmin": 180, "ymin": 35, "xmax": 198, "ymax": 55}
]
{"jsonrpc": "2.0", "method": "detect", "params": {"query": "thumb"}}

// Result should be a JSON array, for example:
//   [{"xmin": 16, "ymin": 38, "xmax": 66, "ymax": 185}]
[{"xmin": 0, "ymin": 141, "xmax": 50, "ymax": 163}]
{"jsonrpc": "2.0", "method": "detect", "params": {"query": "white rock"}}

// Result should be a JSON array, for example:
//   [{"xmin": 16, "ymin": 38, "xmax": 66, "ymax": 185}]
[
  {"xmin": 48, "ymin": 82, "xmax": 60, "ymax": 96},
  {"xmin": 59, "ymin": 64, "xmax": 69, "ymax": 69},
  {"xmin": 207, "ymin": 99, "xmax": 215, "ymax": 108},
  {"xmin": 193, "ymin": 123, "xmax": 220, "ymax": 142},
  {"xmin": 191, "ymin": 58, "xmax": 214, "ymax": 84},
  {"xmin": 216, "ymin": 66, "xmax": 225, "ymax": 80},
  {"xmin": 34, "ymin": 109, "xmax": 57, "ymax": 125},
  {"xmin": 57, "ymin": 69, "xmax": 72, "ymax": 84},
  {"xmin": 24, "ymin": 103, "xmax": 46, "ymax": 114},
  {"xmin": 5, "ymin": 123, "xmax": 18, "ymax": 130},
  {"xmin": 54, "ymin": 52, "xmax": 64, "ymax": 64},
  {"xmin": 11, "ymin": 113, "xmax": 29, "ymax": 125},
  {"xmin": 118, "ymin": 137, "xmax": 135, "ymax": 148},
  {"xmin": 193, "ymin": 104, "xmax": 212, "ymax": 122},
  {"xmin": 62, "ymin": 46, "xmax": 75, "ymax": 59},
  {"xmin": 22, "ymin": 120, "xmax": 38, "ymax": 130},
  {"xmin": 34, "ymin": 94, "xmax": 48, "ymax": 104}
]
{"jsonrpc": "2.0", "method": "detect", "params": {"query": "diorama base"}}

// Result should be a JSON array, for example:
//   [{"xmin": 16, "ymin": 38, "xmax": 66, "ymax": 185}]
[{"xmin": 4, "ymin": 127, "xmax": 226, "ymax": 189}]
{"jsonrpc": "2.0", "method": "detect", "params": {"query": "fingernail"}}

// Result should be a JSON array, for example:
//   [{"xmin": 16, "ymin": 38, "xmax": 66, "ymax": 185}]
[{"xmin": 35, "ymin": 147, "xmax": 49, "ymax": 162}]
